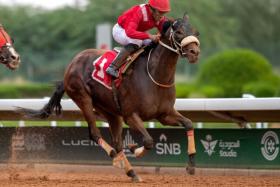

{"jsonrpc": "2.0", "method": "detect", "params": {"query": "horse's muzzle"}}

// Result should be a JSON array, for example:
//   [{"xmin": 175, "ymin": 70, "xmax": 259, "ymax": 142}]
[
  {"xmin": 5, "ymin": 55, "xmax": 21, "ymax": 70},
  {"xmin": 183, "ymin": 45, "xmax": 200, "ymax": 64}
]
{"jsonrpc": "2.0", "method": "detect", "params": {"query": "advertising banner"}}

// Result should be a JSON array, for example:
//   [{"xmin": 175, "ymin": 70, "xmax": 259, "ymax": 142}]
[{"xmin": 1, "ymin": 127, "xmax": 279, "ymax": 169}]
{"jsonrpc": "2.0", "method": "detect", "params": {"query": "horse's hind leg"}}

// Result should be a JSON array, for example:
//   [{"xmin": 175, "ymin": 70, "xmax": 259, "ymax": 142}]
[
  {"xmin": 157, "ymin": 109, "xmax": 196, "ymax": 175},
  {"xmin": 106, "ymin": 115, "xmax": 142, "ymax": 182}
]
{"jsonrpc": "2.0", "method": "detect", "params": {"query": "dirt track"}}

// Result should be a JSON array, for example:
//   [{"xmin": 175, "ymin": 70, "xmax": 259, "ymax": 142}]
[{"xmin": 0, "ymin": 164, "xmax": 279, "ymax": 187}]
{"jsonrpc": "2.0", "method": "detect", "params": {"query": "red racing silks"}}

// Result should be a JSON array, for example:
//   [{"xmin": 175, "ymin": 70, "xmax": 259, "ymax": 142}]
[{"xmin": 0, "ymin": 28, "xmax": 12, "ymax": 48}]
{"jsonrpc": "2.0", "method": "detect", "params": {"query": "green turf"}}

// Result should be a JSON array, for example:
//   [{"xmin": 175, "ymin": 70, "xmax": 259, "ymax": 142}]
[{"xmin": 0, "ymin": 121, "xmax": 271, "ymax": 129}]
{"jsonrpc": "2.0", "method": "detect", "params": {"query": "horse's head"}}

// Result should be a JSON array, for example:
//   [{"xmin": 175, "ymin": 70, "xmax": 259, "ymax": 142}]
[
  {"xmin": 0, "ymin": 24, "xmax": 20, "ymax": 70},
  {"xmin": 162, "ymin": 14, "xmax": 200, "ymax": 63}
]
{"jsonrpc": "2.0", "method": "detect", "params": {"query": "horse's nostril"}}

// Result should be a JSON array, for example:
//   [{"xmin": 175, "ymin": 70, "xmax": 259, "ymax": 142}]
[
  {"xmin": 190, "ymin": 49, "xmax": 196, "ymax": 55},
  {"xmin": 11, "ymin": 55, "xmax": 20, "ymax": 61}
]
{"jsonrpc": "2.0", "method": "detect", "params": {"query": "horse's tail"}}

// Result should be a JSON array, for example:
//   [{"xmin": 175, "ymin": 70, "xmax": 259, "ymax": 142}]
[{"xmin": 18, "ymin": 81, "xmax": 65, "ymax": 119}]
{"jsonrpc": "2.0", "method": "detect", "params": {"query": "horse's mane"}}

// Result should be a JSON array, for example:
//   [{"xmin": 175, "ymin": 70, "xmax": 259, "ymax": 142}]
[{"xmin": 162, "ymin": 20, "xmax": 173, "ymax": 34}]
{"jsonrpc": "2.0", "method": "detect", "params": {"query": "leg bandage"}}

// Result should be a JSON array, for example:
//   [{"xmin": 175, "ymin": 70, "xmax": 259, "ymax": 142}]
[
  {"xmin": 134, "ymin": 146, "xmax": 147, "ymax": 158},
  {"xmin": 98, "ymin": 138, "xmax": 114, "ymax": 156},
  {"xmin": 187, "ymin": 130, "xmax": 196, "ymax": 155}
]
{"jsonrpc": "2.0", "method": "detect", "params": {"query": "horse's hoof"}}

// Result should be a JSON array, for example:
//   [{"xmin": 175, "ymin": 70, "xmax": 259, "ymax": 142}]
[
  {"xmin": 186, "ymin": 166, "xmax": 195, "ymax": 175},
  {"xmin": 187, "ymin": 153, "xmax": 195, "ymax": 175},
  {"xmin": 131, "ymin": 175, "xmax": 143, "ymax": 183},
  {"xmin": 127, "ymin": 144, "xmax": 138, "ymax": 153},
  {"xmin": 127, "ymin": 169, "xmax": 142, "ymax": 182}
]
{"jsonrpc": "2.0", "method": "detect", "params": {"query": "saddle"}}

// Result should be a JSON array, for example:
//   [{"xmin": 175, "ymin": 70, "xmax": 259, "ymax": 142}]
[
  {"xmin": 113, "ymin": 47, "xmax": 145, "ymax": 74},
  {"xmin": 91, "ymin": 47, "xmax": 145, "ymax": 89}
]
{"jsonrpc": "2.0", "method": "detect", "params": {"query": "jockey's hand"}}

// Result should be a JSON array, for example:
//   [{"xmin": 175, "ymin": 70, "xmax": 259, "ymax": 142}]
[{"xmin": 149, "ymin": 33, "xmax": 161, "ymax": 43}]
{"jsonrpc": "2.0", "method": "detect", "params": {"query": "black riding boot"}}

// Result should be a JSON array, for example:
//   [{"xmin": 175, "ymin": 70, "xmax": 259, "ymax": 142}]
[{"xmin": 106, "ymin": 44, "xmax": 139, "ymax": 78}]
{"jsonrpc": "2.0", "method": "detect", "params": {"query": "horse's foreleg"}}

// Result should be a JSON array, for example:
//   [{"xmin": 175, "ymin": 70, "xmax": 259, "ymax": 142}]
[
  {"xmin": 125, "ymin": 113, "xmax": 153, "ymax": 158},
  {"xmin": 158, "ymin": 109, "xmax": 196, "ymax": 175},
  {"xmin": 107, "ymin": 115, "xmax": 142, "ymax": 182},
  {"xmin": 107, "ymin": 116, "xmax": 123, "ymax": 153},
  {"xmin": 70, "ymin": 94, "xmax": 117, "ymax": 158}
]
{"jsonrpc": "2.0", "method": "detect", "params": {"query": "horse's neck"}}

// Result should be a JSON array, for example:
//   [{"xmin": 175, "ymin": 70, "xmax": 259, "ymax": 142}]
[{"xmin": 148, "ymin": 42, "xmax": 179, "ymax": 85}]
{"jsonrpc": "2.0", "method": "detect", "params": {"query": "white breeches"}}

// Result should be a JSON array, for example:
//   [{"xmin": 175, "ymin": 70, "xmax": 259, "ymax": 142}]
[{"xmin": 112, "ymin": 24, "xmax": 152, "ymax": 47}]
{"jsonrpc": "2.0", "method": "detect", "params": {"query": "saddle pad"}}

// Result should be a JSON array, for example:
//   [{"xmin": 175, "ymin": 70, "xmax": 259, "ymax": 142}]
[{"xmin": 91, "ymin": 50, "xmax": 122, "ymax": 89}]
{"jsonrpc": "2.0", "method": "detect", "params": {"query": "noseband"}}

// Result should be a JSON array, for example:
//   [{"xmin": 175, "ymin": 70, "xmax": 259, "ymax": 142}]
[{"xmin": 159, "ymin": 28, "xmax": 200, "ymax": 56}]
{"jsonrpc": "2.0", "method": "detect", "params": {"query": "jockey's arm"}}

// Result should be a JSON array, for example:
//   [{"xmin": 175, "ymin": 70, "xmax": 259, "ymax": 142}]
[{"xmin": 125, "ymin": 21, "xmax": 150, "ymax": 40}]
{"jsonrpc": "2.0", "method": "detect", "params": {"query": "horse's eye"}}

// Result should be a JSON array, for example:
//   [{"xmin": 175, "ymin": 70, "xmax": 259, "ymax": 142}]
[{"xmin": 176, "ymin": 30, "xmax": 184, "ymax": 35}]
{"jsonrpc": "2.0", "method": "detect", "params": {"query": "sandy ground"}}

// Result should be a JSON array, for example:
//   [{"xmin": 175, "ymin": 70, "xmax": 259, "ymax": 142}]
[{"xmin": 0, "ymin": 164, "xmax": 279, "ymax": 187}]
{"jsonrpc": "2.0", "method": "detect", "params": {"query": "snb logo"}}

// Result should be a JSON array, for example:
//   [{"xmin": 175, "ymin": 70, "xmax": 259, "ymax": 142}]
[{"xmin": 261, "ymin": 131, "xmax": 279, "ymax": 161}]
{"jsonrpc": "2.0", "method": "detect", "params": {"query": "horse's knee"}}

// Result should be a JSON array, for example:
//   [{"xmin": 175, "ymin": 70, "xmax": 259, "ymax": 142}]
[{"xmin": 143, "ymin": 138, "xmax": 154, "ymax": 150}]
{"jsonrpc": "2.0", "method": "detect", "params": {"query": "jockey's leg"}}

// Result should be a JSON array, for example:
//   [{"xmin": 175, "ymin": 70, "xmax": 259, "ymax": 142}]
[
  {"xmin": 157, "ymin": 109, "xmax": 196, "ymax": 175},
  {"xmin": 125, "ymin": 113, "xmax": 153, "ymax": 158},
  {"xmin": 106, "ymin": 43, "xmax": 139, "ymax": 78}
]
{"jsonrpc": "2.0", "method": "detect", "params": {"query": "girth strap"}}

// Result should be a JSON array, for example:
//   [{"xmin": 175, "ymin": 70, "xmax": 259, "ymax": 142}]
[{"xmin": 111, "ymin": 80, "xmax": 121, "ymax": 113}]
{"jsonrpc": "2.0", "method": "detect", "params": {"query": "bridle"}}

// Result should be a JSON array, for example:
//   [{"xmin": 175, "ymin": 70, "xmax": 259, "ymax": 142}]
[
  {"xmin": 159, "ymin": 27, "xmax": 200, "ymax": 57},
  {"xmin": 147, "ymin": 23, "xmax": 200, "ymax": 88},
  {"xmin": 146, "ymin": 48, "xmax": 175, "ymax": 88}
]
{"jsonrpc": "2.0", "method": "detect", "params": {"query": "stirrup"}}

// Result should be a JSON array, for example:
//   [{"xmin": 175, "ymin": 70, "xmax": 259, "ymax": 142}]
[{"xmin": 106, "ymin": 66, "xmax": 119, "ymax": 78}]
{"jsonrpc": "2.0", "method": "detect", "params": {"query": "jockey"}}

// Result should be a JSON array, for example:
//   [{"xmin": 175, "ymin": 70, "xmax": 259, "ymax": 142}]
[{"xmin": 106, "ymin": 0, "xmax": 170, "ymax": 78}]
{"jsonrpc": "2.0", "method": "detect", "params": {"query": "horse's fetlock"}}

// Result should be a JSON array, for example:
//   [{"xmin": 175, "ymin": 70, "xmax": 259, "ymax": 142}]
[
  {"xmin": 188, "ymin": 153, "xmax": 196, "ymax": 167},
  {"xmin": 183, "ymin": 119, "xmax": 193, "ymax": 131},
  {"xmin": 109, "ymin": 149, "xmax": 117, "ymax": 158}
]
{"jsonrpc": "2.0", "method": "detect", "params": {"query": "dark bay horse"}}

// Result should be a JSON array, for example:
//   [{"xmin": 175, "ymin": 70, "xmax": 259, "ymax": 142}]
[
  {"xmin": 0, "ymin": 24, "xmax": 20, "ymax": 70},
  {"xmin": 21, "ymin": 15, "xmax": 200, "ymax": 182}
]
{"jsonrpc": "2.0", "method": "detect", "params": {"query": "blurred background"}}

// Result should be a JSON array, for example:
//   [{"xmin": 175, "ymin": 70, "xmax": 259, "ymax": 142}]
[{"xmin": 0, "ymin": 0, "xmax": 279, "ymax": 98}]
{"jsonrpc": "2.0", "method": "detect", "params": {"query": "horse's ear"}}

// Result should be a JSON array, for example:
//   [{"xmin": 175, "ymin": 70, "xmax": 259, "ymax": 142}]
[
  {"xmin": 183, "ymin": 12, "xmax": 189, "ymax": 22},
  {"xmin": 162, "ymin": 20, "xmax": 172, "ymax": 34},
  {"xmin": 192, "ymin": 28, "xmax": 200, "ymax": 37}
]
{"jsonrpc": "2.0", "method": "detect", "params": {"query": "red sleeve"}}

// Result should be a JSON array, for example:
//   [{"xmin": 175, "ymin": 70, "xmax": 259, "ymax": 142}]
[{"xmin": 125, "ymin": 21, "xmax": 150, "ymax": 40}]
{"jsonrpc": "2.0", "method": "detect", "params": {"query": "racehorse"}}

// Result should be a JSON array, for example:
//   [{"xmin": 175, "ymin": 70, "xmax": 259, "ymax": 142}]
[
  {"xmin": 20, "ymin": 14, "xmax": 200, "ymax": 182},
  {"xmin": 0, "ymin": 24, "xmax": 20, "ymax": 70}
]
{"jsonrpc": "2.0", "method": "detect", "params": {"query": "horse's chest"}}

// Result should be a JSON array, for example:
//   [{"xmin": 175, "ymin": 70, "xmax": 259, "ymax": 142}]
[
  {"xmin": 134, "ymin": 96, "xmax": 174, "ymax": 118},
  {"xmin": 120, "ymin": 77, "xmax": 176, "ymax": 118}
]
